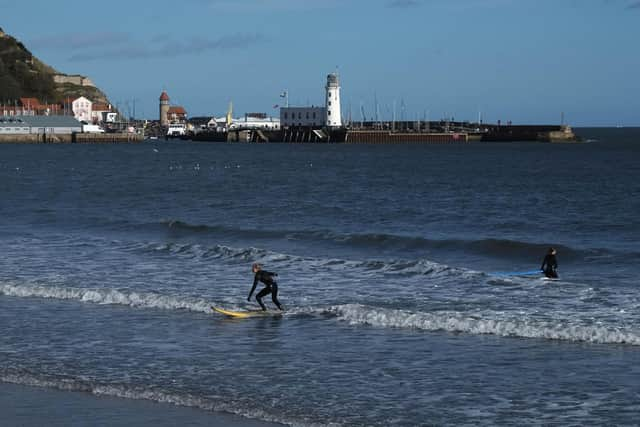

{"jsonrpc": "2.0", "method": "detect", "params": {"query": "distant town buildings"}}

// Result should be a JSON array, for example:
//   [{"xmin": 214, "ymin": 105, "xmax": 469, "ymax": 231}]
[
  {"xmin": 0, "ymin": 96, "xmax": 115, "ymax": 126},
  {"xmin": 1, "ymin": 98, "xmax": 63, "ymax": 116},
  {"xmin": 159, "ymin": 90, "xmax": 187, "ymax": 126}
]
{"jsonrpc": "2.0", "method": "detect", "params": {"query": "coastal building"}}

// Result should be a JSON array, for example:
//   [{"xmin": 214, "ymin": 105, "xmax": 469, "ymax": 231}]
[
  {"xmin": 279, "ymin": 72, "xmax": 342, "ymax": 128},
  {"xmin": 72, "ymin": 96, "xmax": 92, "ymax": 123},
  {"xmin": 0, "ymin": 115, "xmax": 82, "ymax": 135},
  {"xmin": 229, "ymin": 113, "xmax": 280, "ymax": 130},
  {"xmin": 159, "ymin": 90, "xmax": 187, "ymax": 126},
  {"xmin": 91, "ymin": 103, "xmax": 115, "ymax": 124},
  {"xmin": 325, "ymin": 72, "xmax": 342, "ymax": 128},
  {"xmin": 280, "ymin": 107, "xmax": 325, "ymax": 128},
  {"xmin": 0, "ymin": 117, "xmax": 30, "ymax": 134},
  {"xmin": 159, "ymin": 91, "xmax": 170, "ymax": 126},
  {"xmin": 168, "ymin": 106, "xmax": 187, "ymax": 123}
]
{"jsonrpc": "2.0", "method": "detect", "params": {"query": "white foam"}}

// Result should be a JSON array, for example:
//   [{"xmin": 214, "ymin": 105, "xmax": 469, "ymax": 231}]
[
  {"xmin": 325, "ymin": 304, "xmax": 640, "ymax": 346},
  {"xmin": 0, "ymin": 282, "xmax": 212, "ymax": 313}
]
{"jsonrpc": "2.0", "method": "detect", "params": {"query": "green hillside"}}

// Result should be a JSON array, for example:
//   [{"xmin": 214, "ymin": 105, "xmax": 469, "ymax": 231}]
[{"xmin": 0, "ymin": 27, "xmax": 110, "ymax": 105}]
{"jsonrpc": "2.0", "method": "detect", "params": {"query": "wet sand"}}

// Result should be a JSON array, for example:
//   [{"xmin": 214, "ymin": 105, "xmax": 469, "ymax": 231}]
[{"xmin": 0, "ymin": 383, "xmax": 283, "ymax": 427}]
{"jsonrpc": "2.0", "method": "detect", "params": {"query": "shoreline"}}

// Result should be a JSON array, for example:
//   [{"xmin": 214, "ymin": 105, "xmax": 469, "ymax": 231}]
[{"xmin": 0, "ymin": 382, "xmax": 284, "ymax": 427}]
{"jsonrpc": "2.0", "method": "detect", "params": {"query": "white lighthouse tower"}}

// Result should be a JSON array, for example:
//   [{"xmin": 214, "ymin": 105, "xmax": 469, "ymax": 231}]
[{"xmin": 325, "ymin": 72, "xmax": 342, "ymax": 128}]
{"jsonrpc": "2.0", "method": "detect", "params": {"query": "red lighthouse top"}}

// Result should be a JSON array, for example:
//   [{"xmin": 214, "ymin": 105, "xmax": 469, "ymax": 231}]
[{"xmin": 159, "ymin": 91, "xmax": 170, "ymax": 101}]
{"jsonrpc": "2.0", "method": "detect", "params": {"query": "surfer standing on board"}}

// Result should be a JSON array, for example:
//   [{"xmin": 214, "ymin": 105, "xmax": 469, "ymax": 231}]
[
  {"xmin": 248, "ymin": 263, "xmax": 284, "ymax": 311},
  {"xmin": 540, "ymin": 248, "xmax": 558, "ymax": 279}
]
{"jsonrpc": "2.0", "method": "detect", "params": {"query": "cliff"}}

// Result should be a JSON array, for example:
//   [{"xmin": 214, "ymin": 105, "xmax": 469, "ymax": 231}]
[{"xmin": 0, "ymin": 27, "xmax": 110, "ymax": 105}]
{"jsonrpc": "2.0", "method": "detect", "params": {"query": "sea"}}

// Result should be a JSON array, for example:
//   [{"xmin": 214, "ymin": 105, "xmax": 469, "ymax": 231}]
[{"xmin": 1, "ymin": 128, "xmax": 639, "ymax": 426}]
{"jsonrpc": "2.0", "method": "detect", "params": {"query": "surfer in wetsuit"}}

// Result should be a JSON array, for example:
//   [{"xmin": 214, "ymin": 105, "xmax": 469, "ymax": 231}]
[
  {"xmin": 540, "ymin": 247, "xmax": 558, "ymax": 278},
  {"xmin": 248, "ymin": 263, "xmax": 283, "ymax": 311}
]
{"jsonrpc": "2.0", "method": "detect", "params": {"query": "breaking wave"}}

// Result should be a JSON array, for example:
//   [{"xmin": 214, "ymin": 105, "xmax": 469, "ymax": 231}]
[
  {"xmin": 0, "ymin": 282, "xmax": 214, "ymax": 313},
  {"xmin": 322, "ymin": 304, "xmax": 640, "ymax": 346},
  {"xmin": 2, "ymin": 282, "xmax": 639, "ymax": 346}
]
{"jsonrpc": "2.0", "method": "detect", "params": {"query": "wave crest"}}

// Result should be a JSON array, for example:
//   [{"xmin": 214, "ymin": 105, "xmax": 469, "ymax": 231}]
[
  {"xmin": 324, "ymin": 304, "xmax": 640, "ymax": 346},
  {"xmin": 151, "ymin": 220, "xmax": 627, "ymax": 260},
  {"xmin": 0, "ymin": 282, "xmax": 213, "ymax": 313}
]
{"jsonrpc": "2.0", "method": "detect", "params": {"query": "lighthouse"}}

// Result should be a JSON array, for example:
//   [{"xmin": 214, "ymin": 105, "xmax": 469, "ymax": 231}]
[
  {"xmin": 325, "ymin": 73, "xmax": 342, "ymax": 128},
  {"xmin": 159, "ymin": 90, "xmax": 170, "ymax": 126}
]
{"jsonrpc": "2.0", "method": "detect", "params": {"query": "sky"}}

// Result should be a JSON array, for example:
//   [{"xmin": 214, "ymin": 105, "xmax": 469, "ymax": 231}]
[{"xmin": 1, "ymin": 0, "xmax": 639, "ymax": 126}]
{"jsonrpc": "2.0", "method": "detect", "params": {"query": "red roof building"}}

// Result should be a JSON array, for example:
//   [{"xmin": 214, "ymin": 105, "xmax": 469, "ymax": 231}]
[
  {"xmin": 168, "ymin": 106, "xmax": 187, "ymax": 122},
  {"xmin": 19, "ymin": 98, "xmax": 42, "ymax": 109}
]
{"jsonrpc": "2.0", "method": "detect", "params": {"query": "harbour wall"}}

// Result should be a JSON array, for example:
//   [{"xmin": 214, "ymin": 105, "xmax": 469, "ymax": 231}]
[
  {"xmin": 0, "ymin": 133, "xmax": 143, "ymax": 143},
  {"xmin": 479, "ymin": 125, "xmax": 578, "ymax": 142},
  {"xmin": 185, "ymin": 123, "xmax": 577, "ymax": 144},
  {"xmin": 346, "ymin": 130, "xmax": 468, "ymax": 143}
]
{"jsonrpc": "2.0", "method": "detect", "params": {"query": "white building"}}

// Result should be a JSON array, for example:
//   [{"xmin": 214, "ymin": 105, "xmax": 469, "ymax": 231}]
[
  {"xmin": 72, "ymin": 96, "xmax": 92, "ymax": 123},
  {"xmin": 325, "ymin": 72, "xmax": 342, "ymax": 127},
  {"xmin": 279, "ymin": 72, "xmax": 343, "ymax": 128},
  {"xmin": 229, "ymin": 114, "xmax": 280, "ymax": 131}
]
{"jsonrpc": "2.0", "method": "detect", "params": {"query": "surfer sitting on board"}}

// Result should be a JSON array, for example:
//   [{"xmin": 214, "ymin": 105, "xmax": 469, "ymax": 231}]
[
  {"xmin": 540, "ymin": 247, "xmax": 558, "ymax": 279},
  {"xmin": 248, "ymin": 263, "xmax": 283, "ymax": 311}
]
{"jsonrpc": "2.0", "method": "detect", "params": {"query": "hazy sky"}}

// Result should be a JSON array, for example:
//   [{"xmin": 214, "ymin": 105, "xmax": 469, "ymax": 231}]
[{"xmin": 2, "ymin": 0, "xmax": 639, "ymax": 125}]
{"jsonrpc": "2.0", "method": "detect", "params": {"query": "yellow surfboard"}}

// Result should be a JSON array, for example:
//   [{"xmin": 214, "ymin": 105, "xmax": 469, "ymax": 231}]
[{"xmin": 211, "ymin": 306, "xmax": 282, "ymax": 318}]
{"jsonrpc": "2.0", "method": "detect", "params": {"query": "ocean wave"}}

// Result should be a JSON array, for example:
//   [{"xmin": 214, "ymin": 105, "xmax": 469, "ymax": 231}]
[
  {"xmin": 131, "ymin": 241, "xmax": 458, "ymax": 278},
  {"xmin": 159, "ymin": 219, "xmax": 284, "ymax": 239},
  {"xmin": 138, "ymin": 241, "xmax": 273, "ymax": 261},
  {"xmin": 146, "ymin": 220, "xmax": 625, "ymax": 260},
  {"xmin": 0, "ymin": 371, "xmax": 323, "ymax": 427},
  {"xmin": 322, "ymin": 304, "xmax": 640, "ymax": 346},
  {"xmin": 0, "ymin": 282, "xmax": 214, "ymax": 314},
  {"xmin": 3, "ymin": 282, "xmax": 638, "ymax": 346}
]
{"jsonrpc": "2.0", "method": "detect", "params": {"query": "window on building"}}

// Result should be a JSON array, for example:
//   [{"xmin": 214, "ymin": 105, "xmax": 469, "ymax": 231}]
[{"xmin": 328, "ymin": 101, "xmax": 331, "ymax": 106}]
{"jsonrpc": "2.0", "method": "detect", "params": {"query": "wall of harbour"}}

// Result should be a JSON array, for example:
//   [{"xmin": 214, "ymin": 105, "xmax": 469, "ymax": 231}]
[{"xmin": 0, "ymin": 133, "xmax": 143, "ymax": 143}]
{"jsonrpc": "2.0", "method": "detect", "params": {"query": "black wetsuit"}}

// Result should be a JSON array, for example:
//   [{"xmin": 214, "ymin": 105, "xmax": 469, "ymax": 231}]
[
  {"xmin": 248, "ymin": 270, "xmax": 283, "ymax": 311},
  {"xmin": 541, "ymin": 254, "xmax": 558, "ymax": 278}
]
